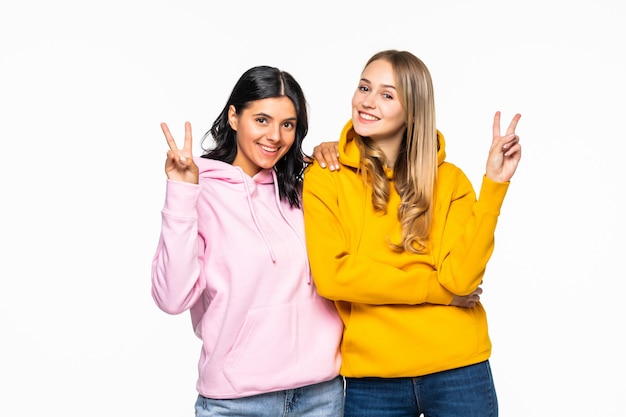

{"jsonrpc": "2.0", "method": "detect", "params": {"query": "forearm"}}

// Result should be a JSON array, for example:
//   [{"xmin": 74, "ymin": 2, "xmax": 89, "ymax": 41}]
[
  {"xmin": 151, "ymin": 180, "xmax": 205, "ymax": 314},
  {"xmin": 437, "ymin": 176, "xmax": 509, "ymax": 295}
]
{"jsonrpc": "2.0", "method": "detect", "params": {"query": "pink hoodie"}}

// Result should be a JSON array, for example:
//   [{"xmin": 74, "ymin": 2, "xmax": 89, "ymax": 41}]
[{"xmin": 151, "ymin": 157, "xmax": 343, "ymax": 399}]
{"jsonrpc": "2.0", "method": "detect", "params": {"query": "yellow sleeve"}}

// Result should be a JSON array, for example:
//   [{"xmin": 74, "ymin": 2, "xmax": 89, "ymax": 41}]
[
  {"xmin": 303, "ymin": 162, "xmax": 454, "ymax": 306},
  {"xmin": 436, "ymin": 170, "xmax": 510, "ymax": 295}
]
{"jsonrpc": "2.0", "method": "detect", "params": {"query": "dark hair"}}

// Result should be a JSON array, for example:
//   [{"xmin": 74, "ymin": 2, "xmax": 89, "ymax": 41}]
[{"xmin": 200, "ymin": 65, "xmax": 309, "ymax": 208}]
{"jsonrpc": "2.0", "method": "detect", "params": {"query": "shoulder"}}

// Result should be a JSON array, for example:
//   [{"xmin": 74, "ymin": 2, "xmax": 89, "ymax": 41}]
[
  {"xmin": 437, "ymin": 161, "xmax": 473, "ymax": 198},
  {"xmin": 303, "ymin": 162, "xmax": 341, "ymax": 198},
  {"xmin": 304, "ymin": 161, "xmax": 333, "ymax": 180},
  {"xmin": 439, "ymin": 161, "xmax": 469, "ymax": 180}
]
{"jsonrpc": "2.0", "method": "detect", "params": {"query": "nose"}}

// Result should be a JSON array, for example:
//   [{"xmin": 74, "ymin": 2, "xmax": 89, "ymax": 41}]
[
  {"xmin": 361, "ymin": 93, "xmax": 375, "ymax": 109},
  {"xmin": 267, "ymin": 123, "xmax": 281, "ymax": 142}
]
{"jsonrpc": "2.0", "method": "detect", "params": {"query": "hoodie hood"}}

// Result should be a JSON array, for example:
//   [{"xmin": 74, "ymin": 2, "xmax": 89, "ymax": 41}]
[
  {"xmin": 337, "ymin": 119, "xmax": 447, "ymax": 169},
  {"xmin": 195, "ymin": 157, "xmax": 295, "ymax": 266},
  {"xmin": 196, "ymin": 156, "xmax": 275, "ymax": 186}
]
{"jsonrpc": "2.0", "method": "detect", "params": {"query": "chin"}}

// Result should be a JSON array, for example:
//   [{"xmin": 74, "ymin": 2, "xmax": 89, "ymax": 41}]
[
  {"xmin": 353, "ymin": 125, "xmax": 373, "ymax": 138},
  {"xmin": 258, "ymin": 160, "xmax": 279, "ymax": 170}
]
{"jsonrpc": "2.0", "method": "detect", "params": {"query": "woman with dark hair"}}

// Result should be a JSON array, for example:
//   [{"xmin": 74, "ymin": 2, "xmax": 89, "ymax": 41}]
[{"xmin": 151, "ymin": 65, "xmax": 344, "ymax": 416}]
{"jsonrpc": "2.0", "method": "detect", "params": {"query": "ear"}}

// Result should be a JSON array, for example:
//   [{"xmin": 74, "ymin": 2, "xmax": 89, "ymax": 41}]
[{"xmin": 228, "ymin": 105, "xmax": 238, "ymax": 131}]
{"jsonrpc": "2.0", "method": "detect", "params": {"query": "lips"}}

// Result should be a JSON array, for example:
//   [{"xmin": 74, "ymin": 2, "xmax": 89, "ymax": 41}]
[
  {"xmin": 259, "ymin": 144, "xmax": 279, "ymax": 153},
  {"xmin": 358, "ymin": 111, "xmax": 379, "ymax": 121}
]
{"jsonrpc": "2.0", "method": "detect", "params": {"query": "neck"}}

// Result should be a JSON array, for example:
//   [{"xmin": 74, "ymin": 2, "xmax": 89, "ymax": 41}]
[{"xmin": 377, "ymin": 138, "xmax": 401, "ymax": 168}]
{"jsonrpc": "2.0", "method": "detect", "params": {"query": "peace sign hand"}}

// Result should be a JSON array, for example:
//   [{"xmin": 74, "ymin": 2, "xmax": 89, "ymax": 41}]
[
  {"xmin": 485, "ymin": 111, "xmax": 522, "ymax": 183},
  {"xmin": 161, "ymin": 121, "xmax": 199, "ymax": 184}
]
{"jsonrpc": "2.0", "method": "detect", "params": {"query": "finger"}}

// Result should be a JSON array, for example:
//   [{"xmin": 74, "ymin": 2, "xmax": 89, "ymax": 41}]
[
  {"xmin": 161, "ymin": 122, "xmax": 179, "ymax": 151},
  {"xmin": 492, "ymin": 111, "xmax": 502, "ymax": 144},
  {"xmin": 331, "ymin": 144, "xmax": 340, "ymax": 170},
  {"xmin": 502, "ymin": 135, "xmax": 520, "ymax": 147},
  {"xmin": 504, "ymin": 142, "xmax": 522, "ymax": 158},
  {"xmin": 312, "ymin": 147, "xmax": 326, "ymax": 168},
  {"xmin": 325, "ymin": 148, "xmax": 340, "ymax": 171},
  {"xmin": 321, "ymin": 148, "xmax": 333, "ymax": 169},
  {"xmin": 313, "ymin": 143, "xmax": 338, "ymax": 169},
  {"xmin": 166, "ymin": 150, "xmax": 179, "ymax": 165},
  {"xmin": 505, "ymin": 113, "xmax": 522, "ymax": 136},
  {"xmin": 310, "ymin": 146, "xmax": 326, "ymax": 168},
  {"xmin": 183, "ymin": 121, "xmax": 193, "ymax": 154}
]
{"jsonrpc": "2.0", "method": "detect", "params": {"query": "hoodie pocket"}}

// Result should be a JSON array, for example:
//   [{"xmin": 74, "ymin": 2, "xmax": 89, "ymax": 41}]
[{"xmin": 223, "ymin": 302, "xmax": 299, "ymax": 393}]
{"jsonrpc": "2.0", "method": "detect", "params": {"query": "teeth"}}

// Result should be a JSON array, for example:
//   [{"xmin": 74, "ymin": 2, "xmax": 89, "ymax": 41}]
[
  {"xmin": 261, "ymin": 145, "xmax": 278, "ymax": 152},
  {"xmin": 360, "ymin": 112, "xmax": 378, "ymax": 121}
]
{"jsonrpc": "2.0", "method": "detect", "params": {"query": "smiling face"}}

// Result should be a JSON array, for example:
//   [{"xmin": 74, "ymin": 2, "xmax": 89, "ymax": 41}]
[
  {"xmin": 229, "ymin": 96, "xmax": 298, "ymax": 177},
  {"xmin": 351, "ymin": 58, "xmax": 406, "ymax": 146}
]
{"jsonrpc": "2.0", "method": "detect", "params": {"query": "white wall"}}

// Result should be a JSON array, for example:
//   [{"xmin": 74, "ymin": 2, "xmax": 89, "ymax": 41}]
[{"xmin": 1, "ymin": 0, "xmax": 624, "ymax": 415}]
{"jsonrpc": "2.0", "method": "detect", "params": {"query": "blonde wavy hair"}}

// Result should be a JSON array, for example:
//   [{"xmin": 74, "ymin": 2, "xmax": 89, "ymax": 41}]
[{"xmin": 355, "ymin": 50, "xmax": 438, "ymax": 253}]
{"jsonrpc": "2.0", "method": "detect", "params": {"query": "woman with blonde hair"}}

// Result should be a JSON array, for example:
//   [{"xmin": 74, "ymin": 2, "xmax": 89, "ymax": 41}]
[{"xmin": 304, "ymin": 50, "xmax": 521, "ymax": 416}]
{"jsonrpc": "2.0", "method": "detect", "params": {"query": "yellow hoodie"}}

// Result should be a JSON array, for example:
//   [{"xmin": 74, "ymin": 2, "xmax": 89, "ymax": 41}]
[{"xmin": 302, "ymin": 120, "xmax": 510, "ymax": 378}]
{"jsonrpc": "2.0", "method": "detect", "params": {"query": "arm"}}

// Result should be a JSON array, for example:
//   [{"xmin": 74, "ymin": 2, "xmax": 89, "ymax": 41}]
[
  {"xmin": 151, "ymin": 122, "xmax": 205, "ymax": 314},
  {"xmin": 436, "ymin": 112, "xmax": 522, "ymax": 295},
  {"xmin": 435, "ymin": 172, "xmax": 508, "ymax": 295},
  {"xmin": 303, "ymin": 163, "xmax": 454, "ymax": 306}
]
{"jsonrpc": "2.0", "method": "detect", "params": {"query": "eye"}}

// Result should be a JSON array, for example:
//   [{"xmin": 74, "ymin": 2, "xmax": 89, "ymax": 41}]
[
  {"xmin": 282, "ymin": 121, "xmax": 295, "ymax": 129},
  {"xmin": 358, "ymin": 85, "xmax": 369, "ymax": 92},
  {"xmin": 255, "ymin": 117, "xmax": 268, "ymax": 124},
  {"xmin": 382, "ymin": 93, "xmax": 394, "ymax": 100}
]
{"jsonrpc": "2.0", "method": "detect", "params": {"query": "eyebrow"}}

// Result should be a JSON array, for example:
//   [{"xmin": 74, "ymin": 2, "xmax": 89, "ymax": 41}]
[
  {"xmin": 253, "ymin": 112, "xmax": 297, "ymax": 122},
  {"xmin": 360, "ymin": 77, "xmax": 397, "ymax": 90}
]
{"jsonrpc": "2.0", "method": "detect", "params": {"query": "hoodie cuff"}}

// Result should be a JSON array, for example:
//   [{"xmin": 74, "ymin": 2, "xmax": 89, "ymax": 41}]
[
  {"xmin": 476, "ymin": 175, "xmax": 510, "ymax": 214},
  {"xmin": 427, "ymin": 271, "xmax": 455, "ymax": 305},
  {"xmin": 163, "ymin": 179, "xmax": 201, "ymax": 217}
]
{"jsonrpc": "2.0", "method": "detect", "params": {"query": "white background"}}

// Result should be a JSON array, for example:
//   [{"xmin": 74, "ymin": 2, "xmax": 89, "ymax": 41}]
[{"xmin": 1, "ymin": 0, "xmax": 624, "ymax": 416}]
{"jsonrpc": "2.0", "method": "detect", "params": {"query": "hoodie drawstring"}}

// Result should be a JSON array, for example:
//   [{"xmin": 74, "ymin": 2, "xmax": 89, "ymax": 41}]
[
  {"xmin": 270, "ymin": 170, "xmax": 312, "ymax": 284},
  {"xmin": 240, "ymin": 168, "xmax": 277, "ymax": 263},
  {"xmin": 238, "ymin": 167, "xmax": 312, "ymax": 284}
]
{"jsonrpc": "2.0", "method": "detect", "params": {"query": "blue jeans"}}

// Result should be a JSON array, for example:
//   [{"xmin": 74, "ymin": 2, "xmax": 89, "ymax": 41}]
[
  {"xmin": 194, "ymin": 376, "xmax": 344, "ymax": 416},
  {"xmin": 344, "ymin": 360, "xmax": 497, "ymax": 417}
]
